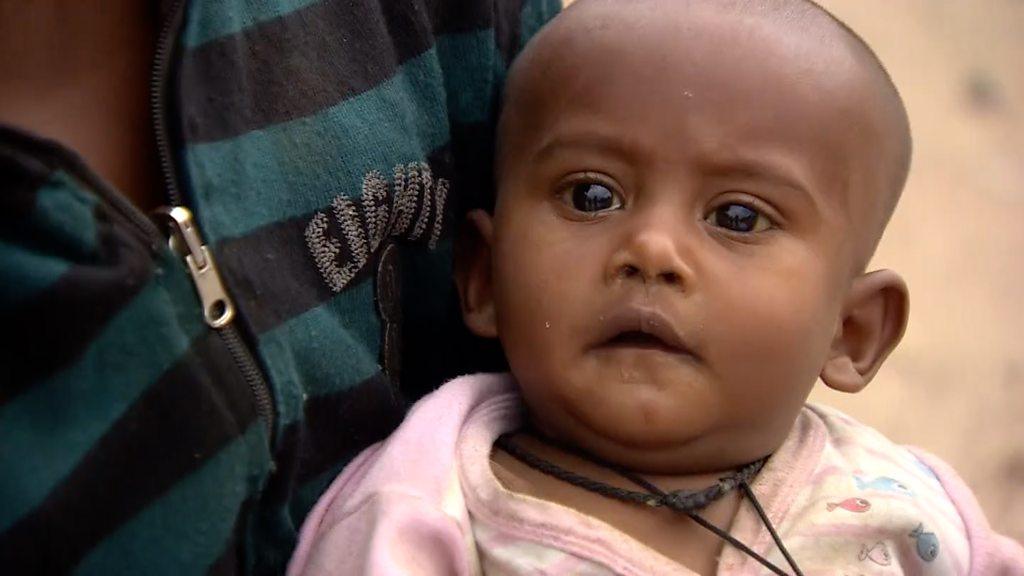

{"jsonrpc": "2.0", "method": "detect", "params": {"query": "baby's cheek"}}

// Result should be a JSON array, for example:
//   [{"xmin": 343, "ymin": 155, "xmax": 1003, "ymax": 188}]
[
  {"xmin": 495, "ymin": 260, "xmax": 583, "ymax": 376},
  {"xmin": 711, "ymin": 279, "xmax": 836, "ymax": 382}
]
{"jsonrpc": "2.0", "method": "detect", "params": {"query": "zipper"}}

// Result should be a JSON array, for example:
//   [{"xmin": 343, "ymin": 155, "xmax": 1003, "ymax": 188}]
[
  {"xmin": 155, "ymin": 206, "xmax": 236, "ymax": 328},
  {"xmin": 150, "ymin": 0, "xmax": 276, "ymax": 441},
  {"xmin": 156, "ymin": 207, "xmax": 276, "ymax": 439},
  {"xmin": 150, "ymin": 0, "xmax": 186, "ymax": 207}
]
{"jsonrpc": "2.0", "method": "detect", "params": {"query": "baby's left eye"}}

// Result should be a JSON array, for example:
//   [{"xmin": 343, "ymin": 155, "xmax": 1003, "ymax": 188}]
[
  {"xmin": 705, "ymin": 203, "xmax": 772, "ymax": 233},
  {"xmin": 565, "ymin": 182, "xmax": 623, "ymax": 214}
]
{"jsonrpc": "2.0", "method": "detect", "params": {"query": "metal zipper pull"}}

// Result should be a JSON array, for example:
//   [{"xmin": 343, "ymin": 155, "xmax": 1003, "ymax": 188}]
[{"xmin": 155, "ymin": 206, "xmax": 236, "ymax": 328}]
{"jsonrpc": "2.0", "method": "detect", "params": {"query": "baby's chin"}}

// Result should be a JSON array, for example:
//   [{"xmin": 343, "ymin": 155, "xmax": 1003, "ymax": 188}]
[{"xmin": 526, "ymin": 395, "xmax": 778, "ymax": 475}]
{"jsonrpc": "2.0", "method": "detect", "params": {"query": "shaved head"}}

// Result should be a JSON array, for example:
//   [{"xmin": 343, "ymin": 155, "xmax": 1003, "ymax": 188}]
[
  {"xmin": 466, "ymin": 0, "xmax": 917, "ymax": 475},
  {"xmin": 498, "ymin": 0, "xmax": 912, "ymax": 265}
]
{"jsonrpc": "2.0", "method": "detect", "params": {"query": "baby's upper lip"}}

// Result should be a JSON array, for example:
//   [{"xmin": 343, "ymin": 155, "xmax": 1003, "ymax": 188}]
[{"xmin": 593, "ymin": 305, "xmax": 699, "ymax": 359}]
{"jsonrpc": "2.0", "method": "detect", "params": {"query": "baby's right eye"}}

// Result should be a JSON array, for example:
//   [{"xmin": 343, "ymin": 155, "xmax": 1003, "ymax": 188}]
[{"xmin": 564, "ymin": 182, "xmax": 623, "ymax": 214}]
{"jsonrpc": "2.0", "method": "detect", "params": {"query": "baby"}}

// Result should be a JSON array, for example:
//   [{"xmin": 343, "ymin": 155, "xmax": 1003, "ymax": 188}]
[{"xmin": 288, "ymin": 0, "xmax": 1024, "ymax": 574}]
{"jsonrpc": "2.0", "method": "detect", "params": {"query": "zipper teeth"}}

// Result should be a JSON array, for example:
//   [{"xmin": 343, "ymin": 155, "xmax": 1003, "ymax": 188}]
[
  {"xmin": 150, "ymin": 0, "xmax": 186, "ymax": 207},
  {"xmin": 220, "ymin": 327, "xmax": 276, "ymax": 439},
  {"xmin": 150, "ymin": 0, "xmax": 276, "ymax": 442}
]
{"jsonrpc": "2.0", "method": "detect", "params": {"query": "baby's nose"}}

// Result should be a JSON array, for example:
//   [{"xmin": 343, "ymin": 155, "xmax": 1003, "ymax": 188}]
[
  {"xmin": 616, "ymin": 263, "xmax": 682, "ymax": 286},
  {"xmin": 608, "ymin": 229, "xmax": 691, "ymax": 289}
]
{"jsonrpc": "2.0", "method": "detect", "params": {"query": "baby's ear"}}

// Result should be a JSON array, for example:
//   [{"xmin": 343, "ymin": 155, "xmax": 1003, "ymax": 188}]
[
  {"xmin": 820, "ymin": 269, "xmax": 909, "ymax": 393},
  {"xmin": 454, "ymin": 209, "xmax": 498, "ymax": 338}
]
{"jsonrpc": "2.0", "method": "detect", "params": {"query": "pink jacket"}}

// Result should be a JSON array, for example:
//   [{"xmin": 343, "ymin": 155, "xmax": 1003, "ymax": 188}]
[{"xmin": 288, "ymin": 373, "xmax": 1024, "ymax": 575}]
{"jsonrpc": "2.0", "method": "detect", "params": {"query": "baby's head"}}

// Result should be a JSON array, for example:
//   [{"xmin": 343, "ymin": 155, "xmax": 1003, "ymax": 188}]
[{"xmin": 457, "ymin": 0, "xmax": 911, "ymax": 474}]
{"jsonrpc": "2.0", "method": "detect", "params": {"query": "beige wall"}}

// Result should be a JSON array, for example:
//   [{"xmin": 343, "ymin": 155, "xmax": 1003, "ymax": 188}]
[
  {"xmin": 561, "ymin": 0, "xmax": 1024, "ymax": 540},
  {"xmin": 809, "ymin": 0, "xmax": 1024, "ymax": 542}
]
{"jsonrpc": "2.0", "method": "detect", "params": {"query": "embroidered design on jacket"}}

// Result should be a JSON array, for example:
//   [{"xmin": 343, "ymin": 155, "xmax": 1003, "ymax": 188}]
[{"xmin": 305, "ymin": 162, "xmax": 449, "ymax": 292}]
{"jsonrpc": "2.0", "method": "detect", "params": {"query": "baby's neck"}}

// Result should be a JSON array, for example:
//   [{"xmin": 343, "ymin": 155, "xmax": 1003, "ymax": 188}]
[
  {"xmin": 502, "ymin": 430, "xmax": 744, "ymax": 491},
  {"xmin": 490, "ymin": 431, "xmax": 746, "ymax": 575}
]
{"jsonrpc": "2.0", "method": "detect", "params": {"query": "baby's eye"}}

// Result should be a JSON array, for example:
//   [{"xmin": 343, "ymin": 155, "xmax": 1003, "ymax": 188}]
[
  {"xmin": 567, "ymin": 182, "xmax": 623, "ymax": 213},
  {"xmin": 705, "ymin": 203, "xmax": 772, "ymax": 233}
]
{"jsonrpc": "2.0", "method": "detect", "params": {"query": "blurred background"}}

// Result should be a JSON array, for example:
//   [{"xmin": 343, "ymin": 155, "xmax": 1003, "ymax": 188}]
[
  {"xmin": 809, "ymin": 0, "xmax": 1024, "ymax": 542},
  {"xmin": 560, "ymin": 0, "xmax": 1024, "ymax": 540}
]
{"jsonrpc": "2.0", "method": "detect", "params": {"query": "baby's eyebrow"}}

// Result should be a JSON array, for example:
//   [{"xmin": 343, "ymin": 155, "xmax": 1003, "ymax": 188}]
[
  {"xmin": 699, "ymin": 155, "xmax": 822, "ymax": 209},
  {"xmin": 532, "ymin": 129, "xmax": 645, "ymax": 165}
]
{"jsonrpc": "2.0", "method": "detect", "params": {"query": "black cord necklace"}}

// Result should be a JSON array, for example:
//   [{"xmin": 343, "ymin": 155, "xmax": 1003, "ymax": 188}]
[{"xmin": 494, "ymin": 433, "xmax": 804, "ymax": 576}]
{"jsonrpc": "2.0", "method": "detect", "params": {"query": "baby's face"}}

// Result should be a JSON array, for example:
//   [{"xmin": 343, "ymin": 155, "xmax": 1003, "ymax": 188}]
[{"xmin": 485, "ymin": 6, "xmax": 900, "ymax": 473}]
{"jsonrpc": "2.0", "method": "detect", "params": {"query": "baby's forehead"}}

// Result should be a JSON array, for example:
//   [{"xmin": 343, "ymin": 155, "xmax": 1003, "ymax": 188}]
[
  {"xmin": 498, "ymin": 0, "xmax": 910, "ymax": 255},
  {"xmin": 514, "ymin": 0, "xmax": 890, "ymax": 107}
]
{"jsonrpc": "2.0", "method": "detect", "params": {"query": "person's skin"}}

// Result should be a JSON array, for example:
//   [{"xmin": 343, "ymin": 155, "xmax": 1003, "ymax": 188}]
[
  {"xmin": 456, "ymin": 0, "xmax": 911, "ymax": 571},
  {"xmin": 0, "ymin": 1, "xmax": 162, "ymax": 212}
]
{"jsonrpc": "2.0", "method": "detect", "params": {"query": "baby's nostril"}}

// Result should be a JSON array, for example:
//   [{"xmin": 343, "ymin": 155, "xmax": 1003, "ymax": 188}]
[
  {"xmin": 621, "ymin": 264, "xmax": 640, "ymax": 278},
  {"xmin": 660, "ymin": 271, "xmax": 680, "ymax": 285}
]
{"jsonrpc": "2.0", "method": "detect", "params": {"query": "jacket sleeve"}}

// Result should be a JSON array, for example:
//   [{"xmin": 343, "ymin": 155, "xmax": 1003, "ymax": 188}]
[
  {"xmin": 286, "ymin": 375, "xmax": 517, "ymax": 576},
  {"xmin": 290, "ymin": 491, "xmax": 475, "ymax": 576},
  {"xmin": 910, "ymin": 449, "xmax": 1024, "ymax": 575},
  {"xmin": 0, "ymin": 126, "xmax": 272, "ymax": 575}
]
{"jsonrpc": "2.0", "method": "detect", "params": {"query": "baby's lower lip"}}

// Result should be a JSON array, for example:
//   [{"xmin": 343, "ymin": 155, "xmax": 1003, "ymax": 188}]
[
  {"xmin": 596, "ymin": 332, "xmax": 695, "ymax": 358},
  {"xmin": 592, "ymin": 345, "xmax": 702, "ymax": 371}
]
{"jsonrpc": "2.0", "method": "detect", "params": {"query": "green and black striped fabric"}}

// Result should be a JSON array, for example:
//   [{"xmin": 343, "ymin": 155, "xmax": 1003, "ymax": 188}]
[{"xmin": 0, "ymin": 1, "xmax": 559, "ymax": 574}]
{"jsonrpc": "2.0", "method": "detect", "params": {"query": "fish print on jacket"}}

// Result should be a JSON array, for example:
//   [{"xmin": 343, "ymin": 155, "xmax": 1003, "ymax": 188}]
[
  {"xmin": 826, "ymin": 497, "xmax": 872, "ymax": 513},
  {"xmin": 909, "ymin": 523, "xmax": 940, "ymax": 562},
  {"xmin": 855, "ymin": 475, "xmax": 913, "ymax": 496},
  {"xmin": 858, "ymin": 541, "xmax": 892, "ymax": 566},
  {"xmin": 306, "ymin": 162, "xmax": 450, "ymax": 292}
]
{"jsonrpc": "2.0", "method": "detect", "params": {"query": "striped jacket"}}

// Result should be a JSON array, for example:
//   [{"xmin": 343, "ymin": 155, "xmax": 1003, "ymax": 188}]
[{"xmin": 0, "ymin": 0, "xmax": 559, "ymax": 574}]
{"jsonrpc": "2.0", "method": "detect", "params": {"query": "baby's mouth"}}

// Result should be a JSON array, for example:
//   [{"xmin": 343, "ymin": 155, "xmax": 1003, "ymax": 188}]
[
  {"xmin": 604, "ymin": 330, "xmax": 679, "ymax": 353},
  {"xmin": 593, "ymin": 307, "xmax": 699, "ymax": 360}
]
